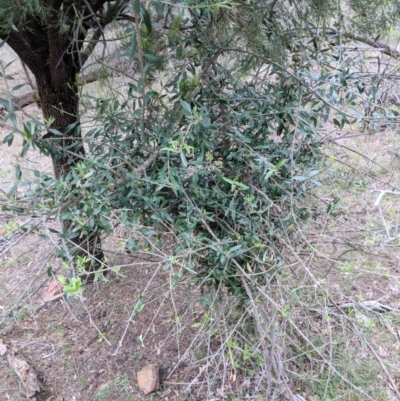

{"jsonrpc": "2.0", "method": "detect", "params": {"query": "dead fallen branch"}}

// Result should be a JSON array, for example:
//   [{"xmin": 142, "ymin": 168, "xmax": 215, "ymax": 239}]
[{"xmin": 0, "ymin": 339, "xmax": 40, "ymax": 398}]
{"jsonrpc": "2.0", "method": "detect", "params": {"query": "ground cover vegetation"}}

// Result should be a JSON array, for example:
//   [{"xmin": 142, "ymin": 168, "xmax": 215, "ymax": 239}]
[{"xmin": 1, "ymin": 0, "xmax": 400, "ymax": 399}]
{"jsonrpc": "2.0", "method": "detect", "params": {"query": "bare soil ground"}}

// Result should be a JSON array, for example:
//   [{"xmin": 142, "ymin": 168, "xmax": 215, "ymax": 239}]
[{"xmin": 0, "ymin": 238, "xmax": 206, "ymax": 401}]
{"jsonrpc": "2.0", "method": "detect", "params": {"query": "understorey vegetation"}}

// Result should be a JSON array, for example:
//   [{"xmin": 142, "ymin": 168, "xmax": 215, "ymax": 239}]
[
  {"xmin": 1, "ymin": 0, "xmax": 400, "ymax": 399},
  {"xmin": 1, "ymin": 0, "xmax": 387, "ymax": 292}
]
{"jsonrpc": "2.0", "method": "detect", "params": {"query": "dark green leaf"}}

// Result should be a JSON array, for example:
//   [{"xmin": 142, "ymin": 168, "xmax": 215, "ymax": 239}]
[
  {"xmin": 144, "ymin": 53, "xmax": 162, "ymax": 62},
  {"xmin": 7, "ymin": 206, "xmax": 24, "ymax": 213},
  {"xmin": 129, "ymin": 32, "xmax": 137, "ymax": 59},
  {"xmin": 2, "ymin": 132, "xmax": 14, "ymax": 146},
  {"xmin": 0, "ymin": 98, "xmax": 11, "ymax": 110},
  {"xmin": 7, "ymin": 184, "xmax": 18, "ymax": 198},
  {"xmin": 15, "ymin": 164, "xmax": 21, "ymax": 180},
  {"xmin": 11, "ymin": 83, "xmax": 26, "ymax": 91},
  {"xmin": 140, "ymin": 5, "xmax": 152, "ymax": 34},
  {"xmin": 181, "ymin": 100, "xmax": 191, "ymax": 115}
]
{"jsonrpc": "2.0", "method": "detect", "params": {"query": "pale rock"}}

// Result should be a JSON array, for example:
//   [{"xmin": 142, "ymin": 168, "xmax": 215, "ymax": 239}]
[{"xmin": 137, "ymin": 364, "xmax": 159, "ymax": 395}]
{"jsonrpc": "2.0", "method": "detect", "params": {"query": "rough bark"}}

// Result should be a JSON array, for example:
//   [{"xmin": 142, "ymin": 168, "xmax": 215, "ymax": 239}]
[
  {"xmin": 0, "ymin": 2, "xmax": 118, "ymax": 280},
  {"xmin": 0, "ymin": 75, "xmax": 97, "ymax": 111},
  {"xmin": 37, "ymin": 79, "xmax": 104, "ymax": 279},
  {"xmin": 38, "ymin": 82, "xmax": 81, "ymax": 177},
  {"xmin": 0, "ymin": 1, "xmax": 134, "ymax": 279}
]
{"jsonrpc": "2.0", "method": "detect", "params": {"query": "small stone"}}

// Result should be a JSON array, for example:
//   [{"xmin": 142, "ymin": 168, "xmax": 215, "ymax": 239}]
[
  {"xmin": 137, "ymin": 364, "xmax": 159, "ymax": 395},
  {"xmin": 0, "ymin": 339, "xmax": 7, "ymax": 356}
]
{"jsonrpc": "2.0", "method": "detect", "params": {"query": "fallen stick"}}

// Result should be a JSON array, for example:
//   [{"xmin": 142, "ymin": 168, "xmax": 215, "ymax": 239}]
[{"xmin": 0, "ymin": 338, "xmax": 40, "ymax": 398}]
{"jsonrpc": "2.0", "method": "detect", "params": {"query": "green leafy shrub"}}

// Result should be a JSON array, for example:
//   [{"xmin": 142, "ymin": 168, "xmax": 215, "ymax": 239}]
[
  {"xmin": 3, "ymin": 0, "xmax": 373, "ymax": 298},
  {"xmin": 49, "ymin": 61, "xmax": 328, "ymax": 298}
]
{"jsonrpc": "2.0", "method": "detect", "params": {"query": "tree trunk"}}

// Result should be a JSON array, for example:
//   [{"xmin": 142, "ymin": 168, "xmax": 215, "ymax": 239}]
[
  {"xmin": 38, "ymin": 79, "xmax": 104, "ymax": 281},
  {"xmin": 0, "ymin": 1, "xmax": 118, "ymax": 282}
]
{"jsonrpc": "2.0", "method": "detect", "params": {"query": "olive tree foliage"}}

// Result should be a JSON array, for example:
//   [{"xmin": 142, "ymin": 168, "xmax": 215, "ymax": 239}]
[{"xmin": 1, "ymin": 0, "xmax": 400, "ymax": 294}]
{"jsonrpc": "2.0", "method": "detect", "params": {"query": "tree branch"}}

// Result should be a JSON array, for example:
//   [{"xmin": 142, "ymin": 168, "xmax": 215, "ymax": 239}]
[
  {"xmin": 4, "ymin": 30, "xmax": 46, "ymax": 81},
  {"xmin": 80, "ymin": 26, "xmax": 105, "ymax": 66},
  {"xmin": 329, "ymin": 27, "xmax": 400, "ymax": 59},
  {"xmin": 80, "ymin": 0, "xmax": 131, "ymax": 66},
  {"xmin": 0, "ymin": 75, "xmax": 97, "ymax": 111}
]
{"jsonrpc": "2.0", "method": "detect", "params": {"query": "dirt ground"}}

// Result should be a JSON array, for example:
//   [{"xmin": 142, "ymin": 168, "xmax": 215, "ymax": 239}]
[{"xmin": 0, "ymin": 225, "xmax": 231, "ymax": 401}]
